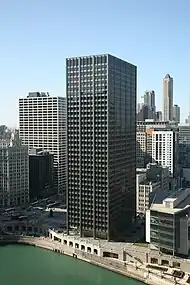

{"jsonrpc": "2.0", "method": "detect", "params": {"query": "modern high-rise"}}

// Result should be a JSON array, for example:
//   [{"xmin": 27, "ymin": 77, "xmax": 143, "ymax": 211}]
[
  {"xmin": 0, "ymin": 130, "xmax": 29, "ymax": 208},
  {"xmin": 144, "ymin": 90, "xmax": 155, "ymax": 111},
  {"xmin": 137, "ymin": 103, "xmax": 143, "ymax": 113},
  {"xmin": 144, "ymin": 90, "xmax": 156, "ymax": 118},
  {"xmin": 179, "ymin": 124, "xmax": 190, "ymax": 168},
  {"xmin": 19, "ymin": 92, "xmax": 66, "ymax": 197},
  {"xmin": 29, "ymin": 148, "xmax": 53, "ymax": 200},
  {"xmin": 163, "ymin": 74, "xmax": 173, "ymax": 121},
  {"xmin": 173, "ymin": 104, "xmax": 180, "ymax": 123},
  {"xmin": 185, "ymin": 98, "xmax": 190, "ymax": 124},
  {"xmin": 66, "ymin": 54, "xmax": 137, "ymax": 240},
  {"xmin": 137, "ymin": 104, "xmax": 151, "ymax": 121},
  {"xmin": 156, "ymin": 111, "xmax": 162, "ymax": 121}
]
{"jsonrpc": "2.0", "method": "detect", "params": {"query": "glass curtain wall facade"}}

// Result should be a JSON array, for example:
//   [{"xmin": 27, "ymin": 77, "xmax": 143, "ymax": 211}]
[{"xmin": 66, "ymin": 54, "xmax": 136, "ymax": 240}]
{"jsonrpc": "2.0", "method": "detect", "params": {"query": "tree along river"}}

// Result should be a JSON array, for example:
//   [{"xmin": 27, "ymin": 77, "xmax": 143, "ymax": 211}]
[{"xmin": 0, "ymin": 244, "xmax": 144, "ymax": 285}]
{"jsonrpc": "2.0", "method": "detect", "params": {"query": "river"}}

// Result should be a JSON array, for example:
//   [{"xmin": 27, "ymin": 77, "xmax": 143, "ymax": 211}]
[{"xmin": 0, "ymin": 244, "xmax": 144, "ymax": 285}]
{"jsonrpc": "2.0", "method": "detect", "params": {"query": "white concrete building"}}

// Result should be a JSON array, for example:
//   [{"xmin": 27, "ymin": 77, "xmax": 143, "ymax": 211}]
[
  {"xmin": 152, "ymin": 130, "xmax": 178, "ymax": 177},
  {"xmin": 19, "ymin": 92, "xmax": 66, "ymax": 196},
  {"xmin": 0, "ymin": 131, "xmax": 29, "ymax": 208},
  {"xmin": 137, "ymin": 179, "xmax": 160, "ymax": 215},
  {"xmin": 136, "ymin": 120, "xmax": 178, "ymax": 168}
]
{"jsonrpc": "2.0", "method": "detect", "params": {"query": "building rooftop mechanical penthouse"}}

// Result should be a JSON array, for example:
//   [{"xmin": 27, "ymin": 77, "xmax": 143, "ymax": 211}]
[{"xmin": 66, "ymin": 54, "xmax": 137, "ymax": 240}]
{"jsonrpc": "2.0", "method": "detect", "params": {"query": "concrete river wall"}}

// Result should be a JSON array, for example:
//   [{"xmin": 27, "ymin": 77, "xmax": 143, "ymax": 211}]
[{"xmin": 0, "ymin": 235, "xmax": 181, "ymax": 285}]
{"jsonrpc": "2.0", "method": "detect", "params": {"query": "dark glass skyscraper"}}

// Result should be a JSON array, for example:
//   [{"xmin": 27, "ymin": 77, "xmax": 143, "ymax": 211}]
[
  {"xmin": 66, "ymin": 54, "xmax": 137, "ymax": 240},
  {"xmin": 29, "ymin": 149, "xmax": 54, "ymax": 200}
]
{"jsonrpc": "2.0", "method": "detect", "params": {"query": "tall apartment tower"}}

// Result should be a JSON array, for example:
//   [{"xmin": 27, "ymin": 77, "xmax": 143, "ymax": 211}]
[
  {"xmin": 19, "ymin": 92, "xmax": 66, "ymax": 197},
  {"xmin": 151, "ymin": 130, "xmax": 178, "ymax": 178},
  {"xmin": 66, "ymin": 54, "xmax": 137, "ymax": 240},
  {"xmin": 173, "ymin": 104, "xmax": 180, "ymax": 123},
  {"xmin": 163, "ymin": 74, "xmax": 173, "ymax": 121}
]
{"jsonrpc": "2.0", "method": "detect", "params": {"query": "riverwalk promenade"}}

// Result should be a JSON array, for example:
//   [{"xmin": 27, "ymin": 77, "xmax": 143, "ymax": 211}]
[{"xmin": 1, "ymin": 235, "xmax": 189, "ymax": 285}]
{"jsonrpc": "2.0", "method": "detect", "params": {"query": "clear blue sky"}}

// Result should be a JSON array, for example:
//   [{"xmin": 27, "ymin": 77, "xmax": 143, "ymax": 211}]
[{"xmin": 0, "ymin": 0, "xmax": 189, "ymax": 127}]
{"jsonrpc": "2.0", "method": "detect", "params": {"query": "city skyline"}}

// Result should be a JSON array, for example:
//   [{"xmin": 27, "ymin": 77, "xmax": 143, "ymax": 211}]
[
  {"xmin": 0, "ymin": 0, "xmax": 190, "ymax": 126},
  {"xmin": 1, "ymin": 0, "xmax": 190, "ymax": 281}
]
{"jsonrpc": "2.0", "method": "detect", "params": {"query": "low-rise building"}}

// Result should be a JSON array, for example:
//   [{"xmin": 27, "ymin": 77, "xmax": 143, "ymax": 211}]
[
  {"xmin": 146, "ymin": 162, "xmax": 170, "ymax": 190},
  {"xmin": 137, "ymin": 179, "xmax": 160, "ymax": 215},
  {"xmin": 146, "ymin": 188, "xmax": 190, "ymax": 256},
  {"xmin": 136, "ymin": 163, "xmax": 170, "ymax": 215}
]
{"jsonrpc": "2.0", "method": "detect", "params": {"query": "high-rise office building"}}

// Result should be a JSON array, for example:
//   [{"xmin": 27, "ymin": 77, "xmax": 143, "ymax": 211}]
[
  {"xmin": 173, "ymin": 104, "xmax": 180, "ymax": 123},
  {"xmin": 19, "ymin": 92, "xmax": 66, "ymax": 197},
  {"xmin": 66, "ymin": 54, "xmax": 137, "ymax": 240},
  {"xmin": 179, "ymin": 124, "xmax": 190, "ymax": 168},
  {"xmin": 137, "ymin": 104, "xmax": 151, "ymax": 121},
  {"xmin": 137, "ymin": 103, "xmax": 143, "ymax": 113},
  {"xmin": 185, "ymin": 98, "xmax": 190, "ymax": 124},
  {"xmin": 156, "ymin": 111, "xmax": 162, "ymax": 121},
  {"xmin": 0, "ymin": 130, "xmax": 29, "ymax": 208},
  {"xmin": 163, "ymin": 74, "xmax": 173, "ymax": 121},
  {"xmin": 185, "ymin": 116, "xmax": 190, "ymax": 125},
  {"xmin": 144, "ymin": 90, "xmax": 156, "ymax": 118},
  {"xmin": 29, "ymin": 148, "xmax": 53, "ymax": 200}
]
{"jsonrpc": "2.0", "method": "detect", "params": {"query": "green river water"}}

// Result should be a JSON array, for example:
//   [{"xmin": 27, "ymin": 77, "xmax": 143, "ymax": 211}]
[{"xmin": 0, "ymin": 244, "xmax": 144, "ymax": 285}]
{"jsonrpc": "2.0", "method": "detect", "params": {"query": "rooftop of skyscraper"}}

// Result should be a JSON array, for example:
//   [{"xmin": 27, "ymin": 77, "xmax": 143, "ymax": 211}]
[
  {"xmin": 27, "ymin": 92, "xmax": 50, "ymax": 98},
  {"xmin": 150, "ymin": 188, "xmax": 190, "ymax": 214},
  {"xmin": 164, "ymin": 74, "xmax": 172, "ymax": 79}
]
